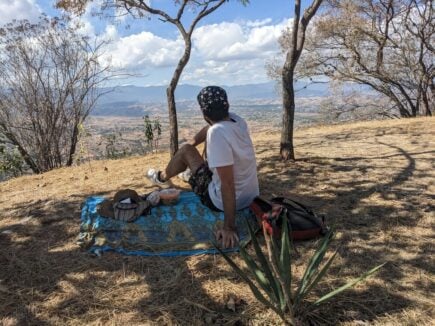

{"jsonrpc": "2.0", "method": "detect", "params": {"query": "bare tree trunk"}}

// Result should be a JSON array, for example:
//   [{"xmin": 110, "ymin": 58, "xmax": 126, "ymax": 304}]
[
  {"xmin": 280, "ymin": 0, "xmax": 323, "ymax": 161},
  {"xmin": 166, "ymin": 89, "xmax": 179, "ymax": 157},
  {"xmin": 17, "ymin": 144, "xmax": 40, "ymax": 173},
  {"xmin": 67, "ymin": 123, "xmax": 79, "ymax": 166},
  {"xmin": 421, "ymin": 72, "xmax": 432, "ymax": 116},
  {"xmin": 423, "ymin": 92, "xmax": 433, "ymax": 117},
  {"xmin": 167, "ymin": 38, "xmax": 191, "ymax": 157},
  {"xmin": 281, "ymin": 67, "xmax": 296, "ymax": 160}
]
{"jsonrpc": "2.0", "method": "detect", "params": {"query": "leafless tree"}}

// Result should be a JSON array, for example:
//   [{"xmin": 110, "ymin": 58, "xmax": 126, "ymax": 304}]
[
  {"xmin": 299, "ymin": 0, "xmax": 434, "ymax": 118},
  {"xmin": 0, "ymin": 16, "xmax": 110, "ymax": 173},
  {"xmin": 57, "ymin": 0, "xmax": 249, "ymax": 158}
]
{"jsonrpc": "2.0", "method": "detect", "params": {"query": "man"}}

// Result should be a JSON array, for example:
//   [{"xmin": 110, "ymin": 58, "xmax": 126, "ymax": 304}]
[{"xmin": 147, "ymin": 86, "xmax": 259, "ymax": 248}]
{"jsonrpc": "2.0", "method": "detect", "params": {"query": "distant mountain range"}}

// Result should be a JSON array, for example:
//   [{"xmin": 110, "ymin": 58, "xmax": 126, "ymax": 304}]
[
  {"xmin": 97, "ymin": 81, "xmax": 329, "ymax": 103},
  {"xmin": 92, "ymin": 81, "xmax": 330, "ymax": 116}
]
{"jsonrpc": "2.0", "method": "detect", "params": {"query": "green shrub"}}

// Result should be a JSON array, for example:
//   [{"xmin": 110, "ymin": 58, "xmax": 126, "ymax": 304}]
[
  {"xmin": 0, "ymin": 144, "xmax": 24, "ymax": 178},
  {"xmin": 215, "ymin": 213, "xmax": 384, "ymax": 325},
  {"xmin": 143, "ymin": 115, "xmax": 162, "ymax": 153}
]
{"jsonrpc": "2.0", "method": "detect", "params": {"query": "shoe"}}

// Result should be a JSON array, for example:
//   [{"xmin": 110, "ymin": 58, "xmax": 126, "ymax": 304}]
[
  {"xmin": 178, "ymin": 168, "xmax": 192, "ymax": 182},
  {"xmin": 147, "ymin": 168, "xmax": 171, "ymax": 188}
]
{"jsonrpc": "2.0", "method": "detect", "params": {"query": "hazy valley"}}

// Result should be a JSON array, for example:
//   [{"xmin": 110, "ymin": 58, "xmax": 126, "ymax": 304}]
[{"xmin": 82, "ymin": 82, "xmax": 327, "ymax": 159}]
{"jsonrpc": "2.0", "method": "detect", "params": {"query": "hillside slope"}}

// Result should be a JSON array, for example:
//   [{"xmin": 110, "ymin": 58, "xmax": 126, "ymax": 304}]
[{"xmin": 0, "ymin": 117, "xmax": 434, "ymax": 325}]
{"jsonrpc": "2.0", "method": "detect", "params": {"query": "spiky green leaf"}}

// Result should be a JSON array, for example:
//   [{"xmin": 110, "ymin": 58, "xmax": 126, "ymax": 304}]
[
  {"xmin": 213, "ymin": 242, "xmax": 283, "ymax": 316},
  {"xmin": 314, "ymin": 263, "xmax": 386, "ymax": 305},
  {"xmin": 245, "ymin": 217, "xmax": 282, "ymax": 303},
  {"xmin": 296, "ymin": 230, "xmax": 334, "ymax": 300},
  {"xmin": 279, "ymin": 210, "xmax": 292, "ymax": 311},
  {"xmin": 267, "ymin": 229, "xmax": 286, "ymax": 310},
  {"xmin": 239, "ymin": 245, "xmax": 276, "ymax": 302},
  {"xmin": 294, "ymin": 250, "xmax": 338, "ymax": 308}
]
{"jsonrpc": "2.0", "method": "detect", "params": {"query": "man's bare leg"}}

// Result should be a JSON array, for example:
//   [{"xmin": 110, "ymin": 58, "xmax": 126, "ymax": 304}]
[{"xmin": 159, "ymin": 144, "xmax": 204, "ymax": 181}]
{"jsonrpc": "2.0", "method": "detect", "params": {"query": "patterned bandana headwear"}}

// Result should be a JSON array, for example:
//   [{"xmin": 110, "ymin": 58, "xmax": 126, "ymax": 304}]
[{"xmin": 197, "ymin": 86, "xmax": 229, "ymax": 121}]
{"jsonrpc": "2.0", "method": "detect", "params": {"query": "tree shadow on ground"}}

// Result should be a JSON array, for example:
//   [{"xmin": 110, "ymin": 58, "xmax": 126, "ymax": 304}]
[
  {"xmin": 306, "ymin": 285, "xmax": 413, "ymax": 325},
  {"xmin": 1, "ymin": 122, "xmax": 433, "ymax": 324},
  {"xmin": 0, "ymin": 191, "xmax": 253, "ymax": 325},
  {"xmin": 254, "ymin": 134, "xmax": 434, "ymax": 323}
]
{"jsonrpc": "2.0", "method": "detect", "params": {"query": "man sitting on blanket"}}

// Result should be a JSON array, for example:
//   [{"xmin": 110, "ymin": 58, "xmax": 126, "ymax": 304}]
[{"xmin": 147, "ymin": 86, "xmax": 259, "ymax": 249}]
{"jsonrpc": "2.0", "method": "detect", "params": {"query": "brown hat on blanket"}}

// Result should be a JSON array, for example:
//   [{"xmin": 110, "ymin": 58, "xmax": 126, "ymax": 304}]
[{"xmin": 97, "ymin": 189, "xmax": 149, "ymax": 222}]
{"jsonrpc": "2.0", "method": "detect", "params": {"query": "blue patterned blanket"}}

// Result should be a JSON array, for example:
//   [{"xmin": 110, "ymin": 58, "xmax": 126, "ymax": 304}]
[{"xmin": 78, "ymin": 191, "xmax": 257, "ymax": 256}]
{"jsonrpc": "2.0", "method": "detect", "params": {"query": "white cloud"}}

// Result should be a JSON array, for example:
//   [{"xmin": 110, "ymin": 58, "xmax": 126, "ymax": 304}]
[
  {"xmin": 71, "ymin": 16, "xmax": 96, "ymax": 36},
  {"xmin": 0, "ymin": 0, "xmax": 42, "ymax": 25},
  {"xmin": 192, "ymin": 22, "xmax": 244, "ymax": 59},
  {"xmin": 103, "ymin": 31, "xmax": 184, "ymax": 69},
  {"xmin": 104, "ymin": 24, "xmax": 119, "ymax": 41},
  {"xmin": 245, "ymin": 18, "xmax": 273, "ymax": 28},
  {"xmin": 1, "ymin": 0, "xmax": 290, "ymax": 86},
  {"xmin": 193, "ymin": 19, "xmax": 291, "ymax": 61},
  {"xmin": 101, "ymin": 18, "xmax": 291, "ymax": 85},
  {"xmin": 66, "ymin": 0, "xmax": 101, "ymax": 36},
  {"xmin": 181, "ymin": 58, "xmax": 270, "ymax": 86}
]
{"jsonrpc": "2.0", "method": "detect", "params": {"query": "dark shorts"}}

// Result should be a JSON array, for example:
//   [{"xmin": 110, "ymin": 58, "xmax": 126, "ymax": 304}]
[{"xmin": 188, "ymin": 164, "xmax": 221, "ymax": 212}]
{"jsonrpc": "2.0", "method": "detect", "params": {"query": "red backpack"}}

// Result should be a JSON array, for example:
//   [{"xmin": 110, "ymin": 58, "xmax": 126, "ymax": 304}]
[{"xmin": 249, "ymin": 196, "xmax": 328, "ymax": 240}]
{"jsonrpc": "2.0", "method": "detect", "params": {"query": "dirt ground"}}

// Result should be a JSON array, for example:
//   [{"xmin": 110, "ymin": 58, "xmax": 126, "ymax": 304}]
[{"xmin": 0, "ymin": 117, "xmax": 434, "ymax": 325}]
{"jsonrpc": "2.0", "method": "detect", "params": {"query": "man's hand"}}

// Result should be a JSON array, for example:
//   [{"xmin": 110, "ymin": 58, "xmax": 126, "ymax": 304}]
[{"xmin": 215, "ymin": 227, "xmax": 239, "ymax": 249}]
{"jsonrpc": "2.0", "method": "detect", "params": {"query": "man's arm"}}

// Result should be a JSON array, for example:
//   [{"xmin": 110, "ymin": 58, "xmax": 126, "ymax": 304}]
[
  {"xmin": 215, "ymin": 164, "xmax": 239, "ymax": 248},
  {"xmin": 188, "ymin": 125, "xmax": 209, "ymax": 147}
]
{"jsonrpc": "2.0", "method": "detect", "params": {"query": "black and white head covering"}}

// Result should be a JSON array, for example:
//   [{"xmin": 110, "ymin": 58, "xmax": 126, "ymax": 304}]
[{"xmin": 197, "ymin": 86, "xmax": 229, "ymax": 121}]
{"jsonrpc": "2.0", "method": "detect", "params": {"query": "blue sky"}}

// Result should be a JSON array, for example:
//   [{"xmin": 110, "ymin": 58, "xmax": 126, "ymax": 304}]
[{"xmin": 0, "ymin": 0, "xmax": 315, "ymax": 86}]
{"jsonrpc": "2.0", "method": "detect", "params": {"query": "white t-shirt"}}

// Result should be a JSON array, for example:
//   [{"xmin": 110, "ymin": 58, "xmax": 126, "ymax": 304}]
[{"xmin": 206, "ymin": 112, "xmax": 259, "ymax": 210}]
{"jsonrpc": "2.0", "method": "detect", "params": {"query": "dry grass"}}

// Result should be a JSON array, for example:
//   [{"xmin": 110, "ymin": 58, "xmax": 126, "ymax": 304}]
[{"xmin": 0, "ymin": 117, "xmax": 434, "ymax": 325}]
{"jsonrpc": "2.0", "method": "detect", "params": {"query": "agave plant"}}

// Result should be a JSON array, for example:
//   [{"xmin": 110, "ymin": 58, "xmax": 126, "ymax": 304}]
[{"xmin": 214, "ymin": 213, "xmax": 385, "ymax": 325}]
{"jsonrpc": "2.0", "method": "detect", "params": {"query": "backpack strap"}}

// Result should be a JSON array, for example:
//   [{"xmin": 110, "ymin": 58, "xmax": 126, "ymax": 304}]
[{"xmin": 271, "ymin": 197, "xmax": 313, "ymax": 213}]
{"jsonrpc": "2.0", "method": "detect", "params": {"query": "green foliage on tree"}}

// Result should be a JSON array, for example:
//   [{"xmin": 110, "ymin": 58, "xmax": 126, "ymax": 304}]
[
  {"xmin": 144, "ymin": 115, "xmax": 154, "ymax": 148},
  {"xmin": 152, "ymin": 118, "xmax": 162, "ymax": 151},
  {"xmin": 0, "ymin": 144, "xmax": 24, "ymax": 179},
  {"xmin": 144, "ymin": 115, "xmax": 162, "ymax": 153}
]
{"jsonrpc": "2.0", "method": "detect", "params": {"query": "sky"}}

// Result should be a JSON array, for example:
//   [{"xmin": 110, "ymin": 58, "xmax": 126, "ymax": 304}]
[{"xmin": 0, "ymin": 0, "xmax": 314, "ymax": 87}]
